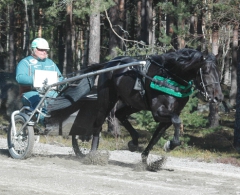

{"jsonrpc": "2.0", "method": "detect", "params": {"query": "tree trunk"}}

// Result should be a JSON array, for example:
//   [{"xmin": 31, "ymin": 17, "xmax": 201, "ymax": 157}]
[
  {"xmin": 200, "ymin": 5, "xmax": 207, "ymax": 51},
  {"xmin": 38, "ymin": 8, "xmax": 43, "ymax": 37},
  {"xmin": 178, "ymin": 14, "xmax": 186, "ymax": 49},
  {"xmin": 58, "ymin": 24, "xmax": 64, "ymax": 73},
  {"xmin": 88, "ymin": 10, "xmax": 100, "ymax": 64},
  {"xmin": 155, "ymin": 5, "xmax": 161, "ymax": 46},
  {"xmin": 108, "ymin": 0, "xmax": 122, "ymax": 58},
  {"xmin": 23, "ymin": 0, "xmax": 30, "ymax": 57},
  {"xmin": 83, "ymin": 28, "xmax": 89, "ymax": 68},
  {"xmin": 234, "ymin": 43, "xmax": 240, "ymax": 150},
  {"xmin": 209, "ymin": 22, "xmax": 220, "ymax": 127},
  {"xmin": 107, "ymin": 0, "xmax": 125, "ymax": 136},
  {"xmin": 136, "ymin": 1, "xmax": 141, "ymax": 41},
  {"xmin": 9, "ymin": 2, "xmax": 15, "ymax": 73},
  {"xmin": 166, "ymin": 0, "xmax": 178, "ymax": 50},
  {"xmin": 140, "ymin": 0, "xmax": 152, "ymax": 45},
  {"xmin": 65, "ymin": 2, "xmax": 73, "ymax": 74},
  {"xmin": 208, "ymin": 103, "xmax": 219, "ymax": 127},
  {"xmin": 229, "ymin": 24, "xmax": 238, "ymax": 107},
  {"xmin": 212, "ymin": 23, "xmax": 219, "ymax": 55},
  {"xmin": 30, "ymin": 0, "xmax": 35, "ymax": 39},
  {"xmin": 221, "ymin": 25, "xmax": 231, "ymax": 87},
  {"xmin": 223, "ymin": 50, "xmax": 231, "ymax": 87}
]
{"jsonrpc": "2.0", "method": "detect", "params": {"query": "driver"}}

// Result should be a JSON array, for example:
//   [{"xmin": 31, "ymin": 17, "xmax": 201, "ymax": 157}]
[{"xmin": 16, "ymin": 38, "xmax": 64, "ymax": 122}]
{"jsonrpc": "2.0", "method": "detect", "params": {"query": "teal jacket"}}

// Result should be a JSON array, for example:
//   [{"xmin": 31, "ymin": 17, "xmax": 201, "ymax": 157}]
[{"xmin": 16, "ymin": 56, "xmax": 64, "ymax": 98}]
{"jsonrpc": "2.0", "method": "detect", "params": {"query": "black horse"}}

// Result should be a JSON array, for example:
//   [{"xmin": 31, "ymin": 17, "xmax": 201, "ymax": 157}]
[
  {"xmin": 48, "ymin": 48, "xmax": 223, "ymax": 163},
  {"xmin": 75, "ymin": 48, "xmax": 223, "ymax": 163}
]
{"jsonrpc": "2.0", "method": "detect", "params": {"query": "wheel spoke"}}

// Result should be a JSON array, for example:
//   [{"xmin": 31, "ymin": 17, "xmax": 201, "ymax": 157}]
[
  {"xmin": 7, "ymin": 115, "xmax": 35, "ymax": 159},
  {"xmin": 72, "ymin": 135, "xmax": 92, "ymax": 157}
]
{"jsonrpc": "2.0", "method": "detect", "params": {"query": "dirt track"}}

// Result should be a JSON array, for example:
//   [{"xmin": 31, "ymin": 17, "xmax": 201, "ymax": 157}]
[{"xmin": 0, "ymin": 136, "xmax": 240, "ymax": 195}]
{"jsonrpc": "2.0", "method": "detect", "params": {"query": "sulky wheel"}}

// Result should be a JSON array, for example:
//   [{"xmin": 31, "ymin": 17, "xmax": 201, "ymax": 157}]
[
  {"xmin": 7, "ymin": 114, "xmax": 35, "ymax": 159},
  {"xmin": 72, "ymin": 135, "xmax": 92, "ymax": 157}
]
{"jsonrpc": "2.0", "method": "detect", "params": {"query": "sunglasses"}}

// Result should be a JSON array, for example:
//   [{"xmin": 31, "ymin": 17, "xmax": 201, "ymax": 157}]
[{"xmin": 36, "ymin": 48, "xmax": 48, "ymax": 52}]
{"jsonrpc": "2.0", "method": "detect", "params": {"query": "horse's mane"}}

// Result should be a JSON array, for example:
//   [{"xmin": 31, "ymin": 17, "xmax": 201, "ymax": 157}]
[{"xmin": 149, "ymin": 48, "xmax": 204, "ymax": 74}]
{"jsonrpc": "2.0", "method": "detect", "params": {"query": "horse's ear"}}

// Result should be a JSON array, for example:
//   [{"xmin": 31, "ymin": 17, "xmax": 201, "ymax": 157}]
[
  {"xmin": 202, "ymin": 49, "xmax": 208, "ymax": 56},
  {"xmin": 196, "ymin": 45, "xmax": 201, "ymax": 51}
]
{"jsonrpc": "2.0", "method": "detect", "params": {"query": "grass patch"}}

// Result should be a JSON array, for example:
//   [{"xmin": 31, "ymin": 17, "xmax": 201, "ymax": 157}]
[{"xmin": 0, "ymin": 114, "xmax": 9, "ymax": 138}]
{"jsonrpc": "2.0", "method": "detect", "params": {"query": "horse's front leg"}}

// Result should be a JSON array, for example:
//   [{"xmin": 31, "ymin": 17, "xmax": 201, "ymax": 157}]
[
  {"xmin": 141, "ymin": 122, "xmax": 172, "ymax": 163},
  {"xmin": 164, "ymin": 114, "xmax": 182, "ymax": 152}
]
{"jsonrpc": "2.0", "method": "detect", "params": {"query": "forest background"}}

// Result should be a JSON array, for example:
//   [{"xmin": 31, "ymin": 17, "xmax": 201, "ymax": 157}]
[{"xmin": 1, "ymin": 0, "xmax": 240, "ymax": 149}]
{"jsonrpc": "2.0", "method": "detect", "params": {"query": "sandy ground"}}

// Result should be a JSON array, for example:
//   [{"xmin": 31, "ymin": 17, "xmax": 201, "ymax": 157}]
[{"xmin": 0, "ymin": 136, "xmax": 240, "ymax": 195}]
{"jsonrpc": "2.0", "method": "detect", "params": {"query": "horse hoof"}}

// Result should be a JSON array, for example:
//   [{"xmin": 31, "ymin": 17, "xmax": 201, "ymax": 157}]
[
  {"xmin": 128, "ymin": 141, "xmax": 138, "ymax": 152},
  {"xmin": 141, "ymin": 154, "xmax": 147, "ymax": 164},
  {"xmin": 163, "ymin": 141, "xmax": 171, "ymax": 152}
]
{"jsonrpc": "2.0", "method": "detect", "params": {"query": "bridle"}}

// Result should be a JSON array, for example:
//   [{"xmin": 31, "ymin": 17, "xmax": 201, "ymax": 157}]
[{"xmin": 197, "ymin": 67, "xmax": 220, "ymax": 102}]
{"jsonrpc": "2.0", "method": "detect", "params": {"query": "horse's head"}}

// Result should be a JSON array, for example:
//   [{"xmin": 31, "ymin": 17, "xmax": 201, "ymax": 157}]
[
  {"xmin": 148, "ymin": 49, "xmax": 223, "ymax": 103},
  {"xmin": 195, "ymin": 54, "xmax": 223, "ymax": 103}
]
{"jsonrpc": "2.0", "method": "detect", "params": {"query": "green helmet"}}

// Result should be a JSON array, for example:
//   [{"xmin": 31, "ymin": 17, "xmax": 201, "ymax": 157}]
[{"xmin": 31, "ymin": 38, "xmax": 50, "ymax": 49}]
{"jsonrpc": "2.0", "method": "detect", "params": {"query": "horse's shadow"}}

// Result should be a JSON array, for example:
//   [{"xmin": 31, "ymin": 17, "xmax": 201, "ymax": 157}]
[
  {"xmin": 33, "ymin": 152, "xmax": 173, "ymax": 172},
  {"xmin": 0, "ymin": 147, "xmax": 173, "ymax": 172},
  {"xmin": 108, "ymin": 159, "xmax": 140, "ymax": 168}
]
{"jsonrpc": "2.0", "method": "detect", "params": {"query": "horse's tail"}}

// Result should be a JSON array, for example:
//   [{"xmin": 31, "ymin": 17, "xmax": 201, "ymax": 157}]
[
  {"xmin": 47, "ymin": 75, "xmax": 95, "ymax": 112},
  {"xmin": 47, "ymin": 63, "xmax": 104, "ymax": 113}
]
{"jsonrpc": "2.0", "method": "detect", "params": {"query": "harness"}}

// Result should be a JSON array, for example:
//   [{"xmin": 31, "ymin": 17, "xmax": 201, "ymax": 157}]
[
  {"xmin": 198, "ymin": 68, "xmax": 219, "ymax": 102},
  {"xmin": 131, "ymin": 58, "xmax": 193, "ymax": 98},
  {"xmin": 131, "ymin": 57, "xmax": 220, "ymax": 102},
  {"xmin": 132, "ymin": 60, "xmax": 151, "ymax": 96},
  {"xmin": 150, "ymin": 76, "xmax": 193, "ymax": 97}
]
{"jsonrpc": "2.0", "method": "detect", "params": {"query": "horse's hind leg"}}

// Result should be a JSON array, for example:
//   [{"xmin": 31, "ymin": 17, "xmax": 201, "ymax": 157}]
[
  {"xmin": 115, "ymin": 106, "xmax": 140, "ymax": 152},
  {"xmin": 164, "ymin": 114, "xmax": 182, "ymax": 152},
  {"xmin": 141, "ymin": 122, "xmax": 171, "ymax": 163},
  {"xmin": 90, "ymin": 96, "xmax": 118, "ymax": 151},
  {"xmin": 91, "ymin": 128, "xmax": 101, "ymax": 151}
]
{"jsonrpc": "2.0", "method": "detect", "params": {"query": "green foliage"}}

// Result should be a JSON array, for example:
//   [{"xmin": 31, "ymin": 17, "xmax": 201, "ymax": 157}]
[
  {"xmin": 201, "ymin": 126, "xmax": 222, "ymax": 137},
  {"xmin": 180, "ymin": 93, "xmax": 208, "ymax": 128},
  {"xmin": 157, "ymin": 137, "xmax": 167, "ymax": 147},
  {"xmin": 108, "ymin": 43, "xmax": 173, "ymax": 60},
  {"xmin": 156, "ymin": 133, "xmax": 191, "ymax": 148},
  {"xmin": 131, "ymin": 110, "xmax": 158, "ymax": 134},
  {"xmin": 212, "ymin": 1, "xmax": 240, "ymax": 23},
  {"xmin": 45, "ymin": 0, "xmax": 114, "ymax": 20},
  {"xmin": 155, "ymin": 0, "xmax": 209, "ymax": 48},
  {"xmin": 157, "ymin": 1, "xmax": 194, "ymax": 19},
  {"xmin": 158, "ymin": 29, "xmax": 172, "ymax": 45}
]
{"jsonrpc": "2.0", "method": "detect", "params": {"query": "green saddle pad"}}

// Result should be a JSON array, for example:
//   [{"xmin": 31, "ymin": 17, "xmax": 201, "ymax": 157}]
[{"xmin": 150, "ymin": 75, "xmax": 193, "ymax": 98}]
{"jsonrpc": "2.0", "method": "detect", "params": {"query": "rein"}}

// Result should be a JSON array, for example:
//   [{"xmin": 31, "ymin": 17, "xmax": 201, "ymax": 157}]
[{"xmin": 149, "ymin": 58, "xmax": 190, "ymax": 86}]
